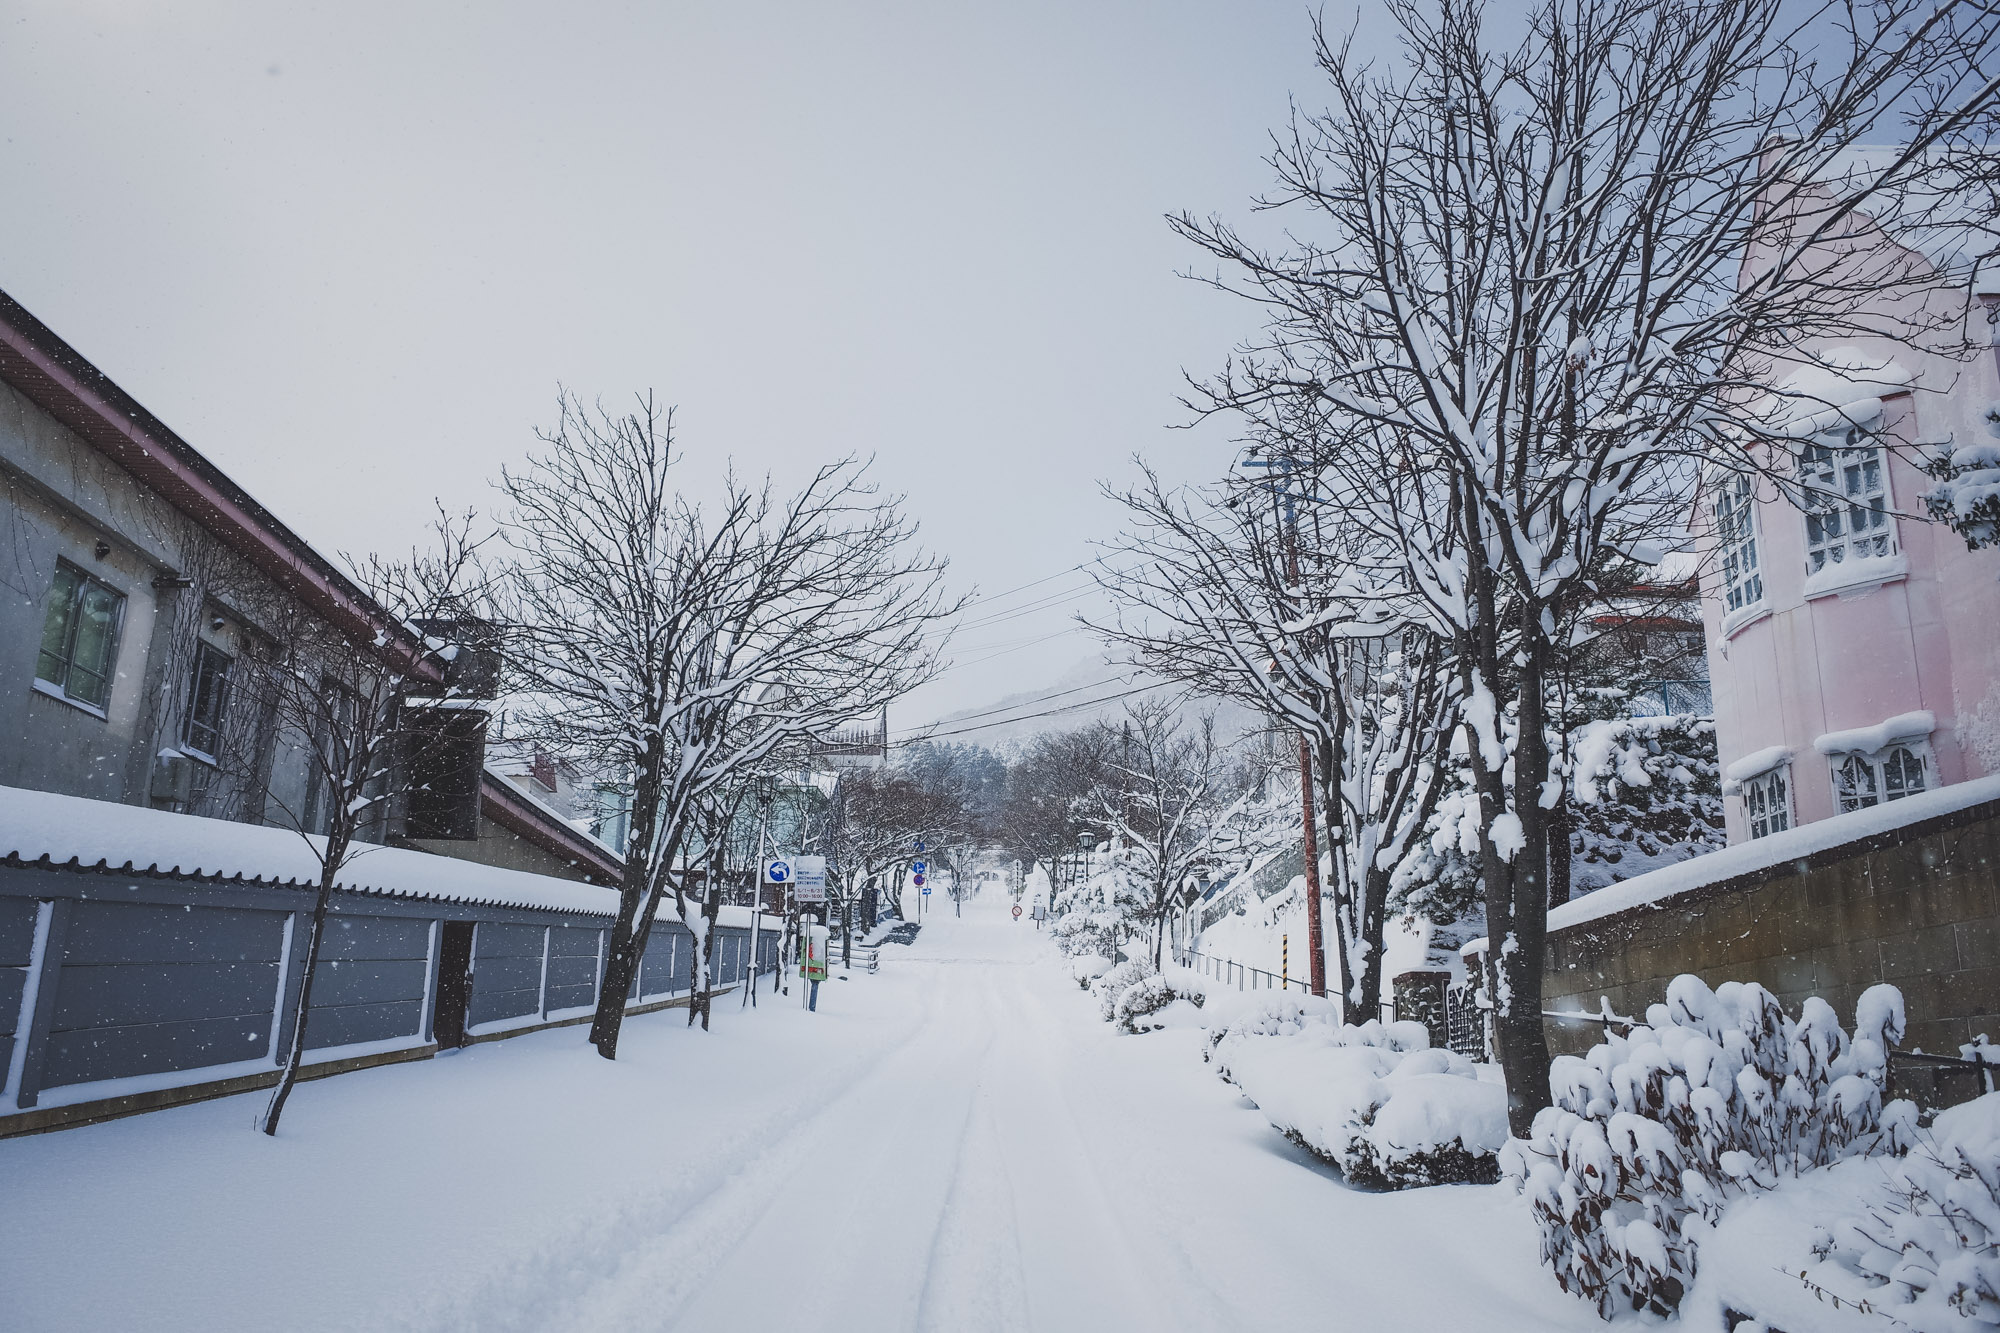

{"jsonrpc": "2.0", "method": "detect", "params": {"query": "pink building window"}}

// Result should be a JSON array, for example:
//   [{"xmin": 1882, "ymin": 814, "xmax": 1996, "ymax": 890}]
[
  {"xmin": 1743, "ymin": 766, "xmax": 1790, "ymax": 839},
  {"xmin": 1831, "ymin": 744, "xmax": 1929, "ymax": 813},
  {"xmin": 1714, "ymin": 474, "xmax": 1763, "ymax": 614},
  {"xmin": 1800, "ymin": 430, "xmax": 1893, "ymax": 573}
]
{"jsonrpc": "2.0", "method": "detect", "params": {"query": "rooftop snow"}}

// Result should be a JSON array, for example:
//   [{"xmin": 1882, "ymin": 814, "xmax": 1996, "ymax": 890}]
[
  {"xmin": 0, "ymin": 782, "xmax": 774, "ymax": 930},
  {"xmin": 1462, "ymin": 773, "xmax": 2000, "ymax": 955}
]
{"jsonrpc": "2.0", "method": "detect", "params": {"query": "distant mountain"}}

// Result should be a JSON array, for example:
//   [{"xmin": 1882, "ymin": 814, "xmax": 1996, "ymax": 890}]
[{"xmin": 913, "ymin": 652, "xmax": 1267, "ymax": 753}]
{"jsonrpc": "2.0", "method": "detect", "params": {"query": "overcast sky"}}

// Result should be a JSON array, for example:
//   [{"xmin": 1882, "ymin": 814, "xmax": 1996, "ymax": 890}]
[{"xmin": 0, "ymin": 1, "xmax": 1356, "ymax": 730}]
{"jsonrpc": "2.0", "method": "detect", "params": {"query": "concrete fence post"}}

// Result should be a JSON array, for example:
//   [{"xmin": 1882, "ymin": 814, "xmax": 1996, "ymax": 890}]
[{"xmin": 13, "ymin": 899, "xmax": 72, "ymax": 1111}]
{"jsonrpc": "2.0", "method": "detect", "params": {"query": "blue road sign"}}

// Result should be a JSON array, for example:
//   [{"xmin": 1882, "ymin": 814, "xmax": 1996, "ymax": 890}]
[
  {"xmin": 764, "ymin": 858, "xmax": 792, "ymax": 884},
  {"xmin": 922, "ymin": 883, "xmax": 932, "ymax": 896},
  {"xmin": 912, "ymin": 859, "xmax": 927, "ymax": 875}
]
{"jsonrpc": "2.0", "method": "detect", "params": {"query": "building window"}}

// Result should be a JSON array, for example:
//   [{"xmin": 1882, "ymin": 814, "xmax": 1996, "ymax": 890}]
[
  {"xmin": 1831, "ymin": 744, "xmax": 1929, "ymax": 814},
  {"xmin": 183, "ymin": 640, "xmax": 234, "ymax": 762},
  {"xmin": 1714, "ymin": 474, "xmax": 1763, "ymax": 616},
  {"xmin": 1743, "ymin": 766, "xmax": 1791, "ymax": 839},
  {"xmin": 1800, "ymin": 429, "xmax": 1893, "ymax": 574},
  {"xmin": 35, "ymin": 561, "xmax": 126, "ymax": 711}
]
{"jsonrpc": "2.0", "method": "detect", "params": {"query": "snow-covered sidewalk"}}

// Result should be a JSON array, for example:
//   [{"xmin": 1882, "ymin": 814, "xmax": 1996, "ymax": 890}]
[{"xmin": 0, "ymin": 897, "xmax": 1591, "ymax": 1332}]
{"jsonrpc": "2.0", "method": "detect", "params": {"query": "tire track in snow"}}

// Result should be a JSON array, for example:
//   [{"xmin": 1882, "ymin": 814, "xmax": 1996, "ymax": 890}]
[
  {"xmin": 415, "ymin": 990, "xmax": 939, "ymax": 1333},
  {"xmin": 912, "ymin": 972, "xmax": 1032, "ymax": 1333},
  {"xmin": 548, "ymin": 970, "xmax": 1001, "ymax": 1332}
]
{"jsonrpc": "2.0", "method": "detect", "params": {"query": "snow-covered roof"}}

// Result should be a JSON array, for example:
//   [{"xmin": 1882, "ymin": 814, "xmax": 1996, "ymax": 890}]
[
  {"xmin": 1462, "ymin": 773, "xmax": 2000, "ymax": 955},
  {"xmin": 0, "ymin": 783, "xmax": 785, "ymax": 931},
  {"xmin": 0, "ymin": 783, "xmax": 621, "ymax": 916}
]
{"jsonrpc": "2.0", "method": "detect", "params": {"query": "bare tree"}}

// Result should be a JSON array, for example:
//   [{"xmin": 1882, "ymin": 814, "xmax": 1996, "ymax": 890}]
[
  {"xmin": 1096, "ymin": 462, "xmax": 1459, "ymax": 1017},
  {"xmin": 1097, "ymin": 700, "xmax": 1229, "ymax": 967},
  {"xmin": 253, "ymin": 510, "xmax": 488, "ymax": 1135},
  {"xmin": 997, "ymin": 726, "xmax": 1116, "ymax": 891},
  {"xmin": 500, "ymin": 392, "xmax": 957, "ymax": 1058},
  {"xmin": 1173, "ymin": 0, "xmax": 2000, "ymax": 1135}
]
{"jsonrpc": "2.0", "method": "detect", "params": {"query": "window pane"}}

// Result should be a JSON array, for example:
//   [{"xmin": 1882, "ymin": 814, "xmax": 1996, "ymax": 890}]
[
  {"xmin": 1834, "ymin": 755, "xmax": 1878, "ymax": 813},
  {"xmin": 36, "ymin": 565, "xmax": 81, "ymax": 684},
  {"xmin": 65, "ymin": 583, "xmax": 122, "ymax": 707},
  {"xmin": 1883, "ymin": 747, "xmax": 1926, "ymax": 801},
  {"xmin": 184, "ymin": 642, "xmax": 233, "ymax": 757}
]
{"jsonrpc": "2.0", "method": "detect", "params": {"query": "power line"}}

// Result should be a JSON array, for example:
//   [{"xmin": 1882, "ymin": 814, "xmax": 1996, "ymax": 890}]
[
  {"xmin": 915, "ymin": 673, "xmax": 1134, "ymax": 730},
  {"xmin": 893, "ymin": 681, "xmax": 1156, "ymax": 746}
]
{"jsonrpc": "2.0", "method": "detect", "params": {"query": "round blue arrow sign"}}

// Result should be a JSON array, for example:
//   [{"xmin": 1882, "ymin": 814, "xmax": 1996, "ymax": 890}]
[
  {"xmin": 766, "ymin": 859, "xmax": 791, "ymax": 883},
  {"xmin": 912, "ymin": 860, "xmax": 927, "ymax": 874}
]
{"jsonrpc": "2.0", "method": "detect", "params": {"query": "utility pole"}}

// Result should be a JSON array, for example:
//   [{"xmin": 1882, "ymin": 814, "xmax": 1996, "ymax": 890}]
[{"xmin": 1242, "ymin": 449, "xmax": 1328, "ymax": 1001}]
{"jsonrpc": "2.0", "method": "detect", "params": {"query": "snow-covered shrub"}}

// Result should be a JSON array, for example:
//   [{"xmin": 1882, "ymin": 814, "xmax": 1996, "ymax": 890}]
[
  {"xmin": 1211, "ymin": 1009, "xmax": 1506, "ymax": 1190},
  {"xmin": 1504, "ymin": 975, "xmax": 1915, "ymax": 1320},
  {"xmin": 1051, "ymin": 909, "xmax": 1119, "ymax": 960},
  {"xmin": 1112, "ymin": 972, "xmax": 1205, "ymax": 1033},
  {"xmin": 1064, "ymin": 952, "xmax": 1113, "ymax": 989},
  {"xmin": 1093, "ymin": 957, "xmax": 1155, "ymax": 1022},
  {"xmin": 1807, "ymin": 1092, "xmax": 2000, "ymax": 1326}
]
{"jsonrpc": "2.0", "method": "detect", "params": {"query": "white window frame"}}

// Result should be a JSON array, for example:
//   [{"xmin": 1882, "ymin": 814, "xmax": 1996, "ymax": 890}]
[
  {"xmin": 1713, "ymin": 472, "xmax": 1765, "ymax": 625},
  {"xmin": 1829, "ymin": 741, "xmax": 1931, "ymax": 815},
  {"xmin": 1742, "ymin": 765, "xmax": 1792, "ymax": 840},
  {"xmin": 1799, "ymin": 426, "xmax": 1896, "ymax": 576}
]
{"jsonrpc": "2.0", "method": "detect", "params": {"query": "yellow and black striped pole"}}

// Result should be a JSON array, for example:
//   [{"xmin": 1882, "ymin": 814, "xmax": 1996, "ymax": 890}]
[{"xmin": 1282, "ymin": 934, "xmax": 1289, "ymax": 991}]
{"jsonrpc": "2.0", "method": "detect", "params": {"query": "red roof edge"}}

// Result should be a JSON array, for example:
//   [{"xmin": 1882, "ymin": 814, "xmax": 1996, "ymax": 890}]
[
  {"xmin": 0, "ymin": 287, "xmax": 440, "ymax": 682},
  {"xmin": 480, "ymin": 773, "xmax": 624, "ymax": 885}
]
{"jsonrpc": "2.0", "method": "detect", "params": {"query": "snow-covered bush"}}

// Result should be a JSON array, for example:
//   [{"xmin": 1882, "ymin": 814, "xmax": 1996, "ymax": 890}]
[
  {"xmin": 1807, "ymin": 1093, "xmax": 2000, "ymax": 1326},
  {"xmin": 1210, "ymin": 1007, "xmax": 1506, "ymax": 1190},
  {"xmin": 1925, "ymin": 413, "xmax": 2000, "ymax": 550},
  {"xmin": 1112, "ymin": 972, "xmax": 1205, "ymax": 1033},
  {"xmin": 1504, "ymin": 975, "xmax": 1915, "ymax": 1319},
  {"xmin": 1093, "ymin": 957, "xmax": 1155, "ymax": 1022},
  {"xmin": 1051, "ymin": 909, "xmax": 1119, "ymax": 960}
]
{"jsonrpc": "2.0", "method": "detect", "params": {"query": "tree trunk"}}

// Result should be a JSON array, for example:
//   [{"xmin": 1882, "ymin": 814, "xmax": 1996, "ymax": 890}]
[
  {"xmin": 588, "ymin": 752, "xmax": 664, "ymax": 1059},
  {"xmin": 262, "ymin": 847, "xmax": 343, "ymax": 1136},
  {"xmin": 1355, "ymin": 860, "xmax": 1391, "ymax": 1028},
  {"xmin": 1547, "ymin": 800, "xmax": 1573, "ymax": 909}
]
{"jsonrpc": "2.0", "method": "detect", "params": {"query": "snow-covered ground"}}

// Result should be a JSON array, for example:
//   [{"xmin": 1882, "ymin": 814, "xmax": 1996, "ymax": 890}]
[{"xmin": 1, "ymin": 894, "xmax": 1593, "ymax": 1332}]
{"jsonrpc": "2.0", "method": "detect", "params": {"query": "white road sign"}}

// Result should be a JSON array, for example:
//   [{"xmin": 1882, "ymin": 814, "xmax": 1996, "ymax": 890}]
[{"xmin": 793, "ymin": 855, "xmax": 827, "ymax": 903}]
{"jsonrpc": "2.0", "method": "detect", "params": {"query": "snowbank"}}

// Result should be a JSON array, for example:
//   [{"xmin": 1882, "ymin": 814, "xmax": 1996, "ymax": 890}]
[{"xmin": 1207, "ymin": 1000, "xmax": 1506, "ymax": 1190}]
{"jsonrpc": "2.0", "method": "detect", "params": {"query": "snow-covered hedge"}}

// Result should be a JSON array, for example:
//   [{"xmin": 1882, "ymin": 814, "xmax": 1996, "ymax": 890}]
[
  {"xmin": 1113, "ymin": 972, "xmax": 1206, "ymax": 1033},
  {"xmin": 1686, "ymin": 1090, "xmax": 2000, "ymax": 1330},
  {"xmin": 1208, "ymin": 1001, "xmax": 1507, "ymax": 1190},
  {"xmin": 1504, "ymin": 975, "xmax": 1914, "ymax": 1320},
  {"xmin": 1094, "ymin": 957, "xmax": 1155, "ymax": 1020}
]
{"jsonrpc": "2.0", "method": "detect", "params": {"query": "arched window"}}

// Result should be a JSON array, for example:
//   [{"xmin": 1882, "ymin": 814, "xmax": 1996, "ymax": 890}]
[
  {"xmin": 1830, "ymin": 743, "xmax": 1929, "ymax": 814},
  {"xmin": 1881, "ymin": 746, "xmax": 1928, "ymax": 801},
  {"xmin": 1714, "ymin": 474, "xmax": 1763, "ymax": 615},
  {"xmin": 1743, "ymin": 766, "xmax": 1790, "ymax": 839},
  {"xmin": 1833, "ymin": 753, "xmax": 1879, "ymax": 812},
  {"xmin": 1800, "ymin": 427, "xmax": 1893, "ymax": 574}
]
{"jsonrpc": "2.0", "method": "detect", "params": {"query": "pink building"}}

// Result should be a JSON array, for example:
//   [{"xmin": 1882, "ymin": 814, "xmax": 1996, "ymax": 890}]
[{"xmin": 1699, "ymin": 154, "xmax": 2000, "ymax": 843}]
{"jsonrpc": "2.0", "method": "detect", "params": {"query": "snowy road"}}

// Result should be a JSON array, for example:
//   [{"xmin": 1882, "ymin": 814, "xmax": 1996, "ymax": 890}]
[{"xmin": 1, "ymin": 894, "xmax": 1592, "ymax": 1331}]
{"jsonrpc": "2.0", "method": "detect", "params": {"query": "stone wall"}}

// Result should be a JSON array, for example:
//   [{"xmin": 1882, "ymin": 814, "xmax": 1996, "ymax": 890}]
[{"xmin": 1540, "ymin": 795, "xmax": 2000, "ymax": 1059}]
